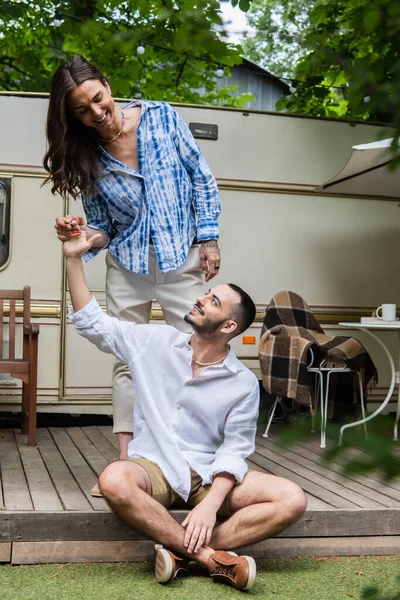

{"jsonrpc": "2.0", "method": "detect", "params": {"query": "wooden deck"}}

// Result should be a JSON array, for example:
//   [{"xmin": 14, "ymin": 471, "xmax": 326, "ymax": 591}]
[{"xmin": 1, "ymin": 425, "xmax": 400, "ymax": 564}]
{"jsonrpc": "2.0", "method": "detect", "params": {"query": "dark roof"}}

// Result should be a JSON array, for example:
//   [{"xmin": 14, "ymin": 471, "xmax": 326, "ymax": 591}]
[{"xmin": 235, "ymin": 57, "xmax": 290, "ymax": 92}]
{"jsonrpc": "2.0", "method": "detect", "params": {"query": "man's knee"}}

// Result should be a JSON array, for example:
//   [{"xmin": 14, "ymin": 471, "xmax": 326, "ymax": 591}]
[
  {"xmin": 281, "ymin": 482, "xmax": 307, "ymax": 523},
  {"xmin": 99, "ymin": 461, "xmax": 141, "ymax": 504}
]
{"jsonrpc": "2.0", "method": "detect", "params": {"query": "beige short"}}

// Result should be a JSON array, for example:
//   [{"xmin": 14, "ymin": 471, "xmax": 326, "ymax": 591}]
[{"xmin": 131, "ymin": 458, "xmax": 232, "ymax": 518}]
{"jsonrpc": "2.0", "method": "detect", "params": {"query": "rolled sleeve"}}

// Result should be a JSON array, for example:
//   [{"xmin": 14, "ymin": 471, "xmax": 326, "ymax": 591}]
[
  {"xmin": 81, "ymin": 188, "xmax": 112, "ymax": 262},
  {"xmin": 209, "ymin": 381, "xmax": 260, "ymax": 484},
  {"xmin": 172, "ymin": 107, "xmax": 221, "ymax": 242},
  {"xmin": 68, "ymin": 297, "xmax": 139, "ymax": 365}
]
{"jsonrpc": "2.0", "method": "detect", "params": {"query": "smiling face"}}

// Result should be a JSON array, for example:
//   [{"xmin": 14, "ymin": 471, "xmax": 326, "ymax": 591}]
[
  {"xmin": 67, "ymin": 78, "xmax": 116, "ymax": 132},
  {"xmin": 184, "ymin": 285, "xmax": 240, "ymax": 336}
]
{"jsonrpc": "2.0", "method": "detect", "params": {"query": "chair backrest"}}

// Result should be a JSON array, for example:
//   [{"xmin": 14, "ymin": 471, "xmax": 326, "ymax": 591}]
[
  {"xmin": 263, "ymin": 290, "xmax": 324, "ymax": 334},
  {"xmin": 0, "ymin": 287, "xmax": 31, "ymax": 361}
]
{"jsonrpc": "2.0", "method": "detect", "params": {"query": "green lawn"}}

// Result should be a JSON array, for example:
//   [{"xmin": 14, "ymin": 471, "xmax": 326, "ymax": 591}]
[{"xmin": 1, "ymin": 556, "xmax": 399, "ymax": 600}]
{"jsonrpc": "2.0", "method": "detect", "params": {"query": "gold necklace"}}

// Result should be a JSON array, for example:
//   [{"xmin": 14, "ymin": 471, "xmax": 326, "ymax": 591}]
[
  {"xmin": 101, "ymin": 108, "xmax": 125, "ymax": 144},
  {"xmin": 192, "ymin": 349, "xmax": 229, "ymax": 367}
]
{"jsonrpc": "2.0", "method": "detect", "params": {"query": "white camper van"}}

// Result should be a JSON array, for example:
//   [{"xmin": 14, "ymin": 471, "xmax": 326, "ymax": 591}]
[{"xmin": 1, "ymin": 92, "xmax": 399, "ymax": 417}]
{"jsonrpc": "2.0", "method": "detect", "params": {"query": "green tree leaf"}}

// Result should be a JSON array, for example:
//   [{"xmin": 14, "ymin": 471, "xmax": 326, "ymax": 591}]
[
  {"xmin": 0, "ymin": 0, "xmax": 252, "ymax": 107},
  {"xmin": 363, "ymin": 5, "xmax": 381, "ymax": 33}
]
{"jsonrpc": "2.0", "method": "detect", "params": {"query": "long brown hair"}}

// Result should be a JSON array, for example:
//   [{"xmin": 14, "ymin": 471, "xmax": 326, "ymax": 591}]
[{"xmin": 43, "ymin": 54, "xmax": 107, "ymax": 199}]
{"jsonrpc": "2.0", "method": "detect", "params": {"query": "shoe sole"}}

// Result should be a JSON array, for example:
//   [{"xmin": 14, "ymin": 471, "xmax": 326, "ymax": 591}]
[
  {"xmin": 155, "ymin": 548, "xmax": 173, "ymax": 583},
  {"xmin": 242, "ymin": 556, "xmax": 257, "ymax": 591},
  {"xmin": 91, "ymin": 482, "xmax": 103, "ymax": 497}
]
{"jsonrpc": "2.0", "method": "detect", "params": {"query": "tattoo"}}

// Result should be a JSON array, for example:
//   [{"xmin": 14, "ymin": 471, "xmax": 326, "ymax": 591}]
[{"xmin": 200, "ymin": 240, "xmax": 219, "ymax": 252}]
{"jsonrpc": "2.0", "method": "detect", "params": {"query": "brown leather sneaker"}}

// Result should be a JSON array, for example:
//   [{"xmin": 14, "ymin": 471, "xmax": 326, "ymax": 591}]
[
  {"xmin": 154, "ymin": 545, "xmax": 190, "ymax": 583},
  {"xmin": 208, "ymin": 550, "xmax": 257, "ymax": 591}
]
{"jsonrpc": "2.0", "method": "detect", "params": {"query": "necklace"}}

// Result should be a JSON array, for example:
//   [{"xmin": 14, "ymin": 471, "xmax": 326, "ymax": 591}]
[
  {"xmin": 192, "ymin": 349, "xmax": 229, "ymax": 367},
  {"xmin": 101, "ymin": 108, "xmax": 125, "ymax": 144}
]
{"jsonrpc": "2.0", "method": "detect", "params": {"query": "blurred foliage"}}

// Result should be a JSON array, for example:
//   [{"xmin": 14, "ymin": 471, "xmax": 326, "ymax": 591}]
[
  {"xmin": 279, "ymin": 415, "xmax": 400, "ymax": 481},
  {"xmin": 242, "ymin": 0, "xmax": 310, "ymax": 78},
  {"xmin": 275, "ymin": 0, "xmax": 400, "ymax": 162},
  {"xmin": 287, "ymin": 415, "xmax": 400, "ymax": 480},
  {"xmin": 0, "ymin": 0, "xmax": 255, "ymax": 106},
  {"xmin": 242, "ymin": 0, "xmax": 400, "ymax": 163},
  {"xmin": 277, "ymin": 411, "xmax": 400, "ymax": 598},
  {"xmin": 361, "ymin": 579, "xmax": 400, "ymax": 600}
]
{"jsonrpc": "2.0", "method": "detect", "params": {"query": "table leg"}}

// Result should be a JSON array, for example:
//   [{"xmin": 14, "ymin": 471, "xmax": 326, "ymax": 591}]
[
  {"xmin": 339, "ymin": 328, "xmax": 396, "ymax": 445},
  {"xmin": 394, "ymin": 331, "xmax": 400, "ymax": 441}
]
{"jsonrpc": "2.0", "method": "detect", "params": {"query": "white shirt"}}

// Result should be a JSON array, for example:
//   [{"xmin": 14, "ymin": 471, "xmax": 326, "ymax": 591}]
[{"xmin": 69, "ymin": 298, "xmax": 260, "ymax": 501}]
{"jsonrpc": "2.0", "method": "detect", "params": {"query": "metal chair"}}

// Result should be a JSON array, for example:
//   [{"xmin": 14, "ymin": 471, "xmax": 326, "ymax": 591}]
[{"xmin": 262, "ymin": 348, "xmax": 368, "ymax": 448}]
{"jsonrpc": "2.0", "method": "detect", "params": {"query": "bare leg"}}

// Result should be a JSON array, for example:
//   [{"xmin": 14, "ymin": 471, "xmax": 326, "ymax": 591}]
[
  {"xmin": 116, "ymin": 432, "xmax": 133, "ymax": 459},
  {"xmin": 99, "ymin": 461, "xmax": 214, "ymax": 567},
  {"xmin": 210, "ymin": 471, "xmax": 307, "ymax": 550}
]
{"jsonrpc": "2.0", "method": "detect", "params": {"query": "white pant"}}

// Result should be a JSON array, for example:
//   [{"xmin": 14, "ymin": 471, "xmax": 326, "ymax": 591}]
[{"xmin": 105, "ymin": 245, "xmax": 204, "ymax": 433}]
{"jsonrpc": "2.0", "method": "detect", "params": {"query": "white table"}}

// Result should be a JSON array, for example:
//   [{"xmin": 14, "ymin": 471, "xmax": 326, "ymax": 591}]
[{"xmin": 339, "ymin": 322, "xmax": 400, "ymax": 443}]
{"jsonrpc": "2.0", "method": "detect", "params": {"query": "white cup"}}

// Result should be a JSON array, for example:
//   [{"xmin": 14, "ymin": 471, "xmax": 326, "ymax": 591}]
[{"xmin": 376, "ymin": 304, "xmax": 397, "ymax": 321}]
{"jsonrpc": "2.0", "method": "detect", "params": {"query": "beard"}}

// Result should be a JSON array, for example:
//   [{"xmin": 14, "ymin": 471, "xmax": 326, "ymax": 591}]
[{"xmin": 184, "ymin": 313, "xmax": 227, "ymax": 334}]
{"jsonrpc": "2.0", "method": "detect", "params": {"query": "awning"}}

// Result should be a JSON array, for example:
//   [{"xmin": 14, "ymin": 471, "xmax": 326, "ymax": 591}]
[{"xmin": 318, "ymin": 138, "xmax": 400, "ymax": 199}]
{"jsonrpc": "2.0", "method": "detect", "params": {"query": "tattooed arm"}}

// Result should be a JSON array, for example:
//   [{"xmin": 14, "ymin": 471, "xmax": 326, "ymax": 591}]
[{"xmin": 199, "ymin": 239, "xmax": 221, "ymax": 282}]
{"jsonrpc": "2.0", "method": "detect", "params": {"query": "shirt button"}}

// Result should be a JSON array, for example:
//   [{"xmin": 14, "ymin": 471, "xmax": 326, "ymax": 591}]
[{"xmin": 176, "ymin": 405, "xmax": 181, "ymax": 410}]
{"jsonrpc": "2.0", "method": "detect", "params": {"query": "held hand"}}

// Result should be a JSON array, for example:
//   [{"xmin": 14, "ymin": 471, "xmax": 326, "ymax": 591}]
[
  {"xmin": 63, "ymin": 227, "xmax": 102, "ymax": 258},
  {"xmin": 199, "ymin": 240, "xmax": 221, "ymax": 282},
  {"xmin": 181, "ymin": 500, "xmax": 217, "ymax": 554},
  {"xmin": 55, "ymin": 214, "xmax": 85, "ymax": 242}
]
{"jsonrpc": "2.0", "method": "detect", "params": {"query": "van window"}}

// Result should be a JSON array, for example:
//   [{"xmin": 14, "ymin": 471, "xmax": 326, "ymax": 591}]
[{"xmin": 0, "ymin": 178, "xmax": 11, "ymax": 269}]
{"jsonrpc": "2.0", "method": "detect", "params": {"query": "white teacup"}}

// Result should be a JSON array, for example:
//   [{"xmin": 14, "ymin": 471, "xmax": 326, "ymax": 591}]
[{"xmin": 376, "ymin": 304, "xmax": 397, "ymax": 321}]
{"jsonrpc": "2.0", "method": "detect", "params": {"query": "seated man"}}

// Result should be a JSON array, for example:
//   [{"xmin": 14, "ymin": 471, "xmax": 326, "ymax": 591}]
[{"xmin": 65, "ymin": 229, "xmax": 307, "ymax": 592}]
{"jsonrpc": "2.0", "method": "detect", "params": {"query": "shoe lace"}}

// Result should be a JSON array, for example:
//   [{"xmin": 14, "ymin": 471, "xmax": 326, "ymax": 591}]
[{"xmin": 212, "ymin": 562, "xmax": 235, "ymax": 578}]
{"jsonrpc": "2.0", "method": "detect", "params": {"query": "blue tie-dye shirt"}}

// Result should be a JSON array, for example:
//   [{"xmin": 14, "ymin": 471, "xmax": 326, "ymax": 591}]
[{"xmin": 82, "ymin": 100, "xmax": 220, "ymax": 274}]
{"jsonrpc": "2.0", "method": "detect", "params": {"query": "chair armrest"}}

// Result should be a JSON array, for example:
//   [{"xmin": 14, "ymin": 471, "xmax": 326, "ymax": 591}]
[{"xmin": 23, "ymin": 324, "xmax": 40, "ymax": 336}]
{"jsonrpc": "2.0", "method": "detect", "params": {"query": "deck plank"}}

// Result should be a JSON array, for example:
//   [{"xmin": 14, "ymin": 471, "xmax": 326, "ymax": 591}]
[
  {"xmin": 292, "ymin": 434, "xmax": 400, "ymax": 495},
  {"xmin": 49, "ymin": 428, "xmax": 109, "ymax": 511},
  {"xmin": 66, "ymin": 428, "xmax": 109, "ymax": 477},
  {"xmin": 36, "ymin": 429, "xmax": 92, "ymax": 511},
  {"xmin": 2, "ymin": 508, "xmax": 399, "ymax": 540},
  {"xmin": 12, "ymin": 535, "xmax": 400, "ymax": 564},
  {"xmin": 15, "ymin": 434, "xmax": 63, "ymax": 511},
  {"xmin": 254, "ymin": 443, "xmax": 362, "ymax": 507},
  {"xmin": 0, "ymin": 431, "xmax": 32, "ymax": 510},
  {"xmin": 234, "ymin": 535, "xmax": 400, "ymax": 559},
  {"xmin": 249, "ymin": 450, "xmax": 355, "ymax": 508},
  {"xmin": 256, "ymin": 435, "xmax": 398, "ymax": 508},
  {"xmin": 81, "ymin": 427, "xmax": 119, "ymax": 464},
  {"xmin": 12, "ymin": 540, "xmax": 155, "ymax": 564},
  {"xmin": 268, "ymin": 433, "xmax": 400, "ymax": 505},
  {"xmin": 0, "ymin": 543, "xmax": 11, "ymax": 563},
  {"xmin": 0, "ymin": 459, "xmax": 4, "ymax": 510},
  {"xmin": 97, "ymin": 426, "xmax": 119, "ymax": 452}
]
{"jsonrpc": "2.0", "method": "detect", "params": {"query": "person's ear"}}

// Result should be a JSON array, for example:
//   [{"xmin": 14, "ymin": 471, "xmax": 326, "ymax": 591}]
[{"xmin": 221, "ymin": 320, "xmax": 237, "ymax": 335}]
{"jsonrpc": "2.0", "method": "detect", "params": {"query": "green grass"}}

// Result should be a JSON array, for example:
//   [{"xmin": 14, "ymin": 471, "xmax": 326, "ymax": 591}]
[{"xmin": 0, "ymin": 556, "xmax": 399, "ymax": 600}]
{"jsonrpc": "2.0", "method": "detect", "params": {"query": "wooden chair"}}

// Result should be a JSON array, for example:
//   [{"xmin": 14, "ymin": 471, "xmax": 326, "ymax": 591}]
[{"xmin": 0, "ymin": 287, "xmax": 39, "ymax": 445}]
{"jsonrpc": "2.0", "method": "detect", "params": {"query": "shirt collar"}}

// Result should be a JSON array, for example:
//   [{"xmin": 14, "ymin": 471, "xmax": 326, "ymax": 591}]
[
  {"xmin": 121, "ymin": 99, "xmax": 161, "ymax": 114},
  {"xmin": 174, "ymin": 333, "xmax": 192, "ymax": 348},
  {"xmin": 224, "ymin": 348, "xmax": 238, "ymax": 373}
]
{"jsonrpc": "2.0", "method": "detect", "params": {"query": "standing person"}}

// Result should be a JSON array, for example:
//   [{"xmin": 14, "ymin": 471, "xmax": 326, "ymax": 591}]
[
  {"xmin": 63, "ymin": 228, "xmax": 307, "ymax": 591},
  {"xmin": 44, "ymin": 54, "xmax": 221, "ymax": 464}
]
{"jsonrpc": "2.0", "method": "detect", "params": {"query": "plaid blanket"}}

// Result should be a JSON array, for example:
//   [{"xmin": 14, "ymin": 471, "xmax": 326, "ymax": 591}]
[{"xmin": 259, "ymin": 291, "xmax": 377, "ymax": 408}]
